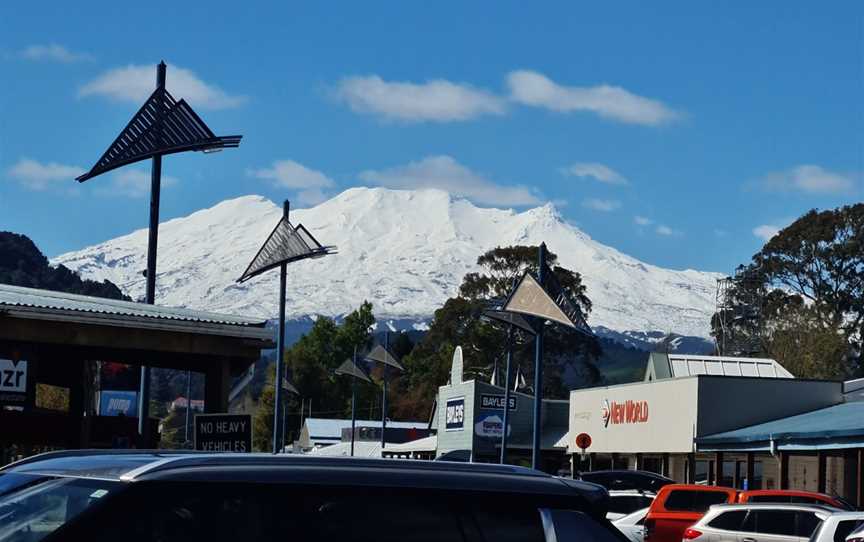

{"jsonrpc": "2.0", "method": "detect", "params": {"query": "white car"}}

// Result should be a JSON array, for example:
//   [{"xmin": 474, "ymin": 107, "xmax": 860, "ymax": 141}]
[
  {"xmin": 613, "ymin": 506, "xmax": 649, "ymax": 542},
  {"xmin": 687, "ymin": 503, "xmax": 836, "ymax": 542},
  {"xmin": 606, "ymin": 490, "xmax": 656, "ymax": 521},
  {"xmin": 809, "ymin": 512, "xmax": 864, "ymax": 542}
]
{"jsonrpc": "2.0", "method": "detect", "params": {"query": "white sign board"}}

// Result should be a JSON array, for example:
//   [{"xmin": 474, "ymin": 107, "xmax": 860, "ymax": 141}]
[{"xmin": 0, "ymin": 359, "xmax": 27, "ymax": 394}]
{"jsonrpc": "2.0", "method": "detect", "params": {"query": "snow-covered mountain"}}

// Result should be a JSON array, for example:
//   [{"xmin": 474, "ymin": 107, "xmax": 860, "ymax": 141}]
[{"xmin": 52, "ymin": 187, "xmax": 723, "ymax": 338}]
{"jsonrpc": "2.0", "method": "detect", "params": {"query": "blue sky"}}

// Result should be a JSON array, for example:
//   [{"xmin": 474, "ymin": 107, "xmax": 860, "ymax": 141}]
[{"xmin": 1, "ymin": 1, "xmax": 861, "ymax": 273}]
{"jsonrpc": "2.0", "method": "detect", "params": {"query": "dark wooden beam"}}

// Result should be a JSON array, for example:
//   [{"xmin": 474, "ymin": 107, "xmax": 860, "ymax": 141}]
[
  {"xmin": 817, "ymin": 451, "xmax": 827, "ymax": 493},
  {"xmin": 0, "ymin": 317, "xmax": 267, "ymax": 360},
  {"xmin": 714, "ymin": 451, "xmax": 724, "ymax": 486},
  {"xmin": 779, "ymin": 452, "xmax": 789, "ymax": 490},
  {"xmin": 746, "ymin": 452, "xmax": 755, "ymax": 490},
  {"xmin": 687, "ymin": 453, "xmax": 696, "ymax": 484}
]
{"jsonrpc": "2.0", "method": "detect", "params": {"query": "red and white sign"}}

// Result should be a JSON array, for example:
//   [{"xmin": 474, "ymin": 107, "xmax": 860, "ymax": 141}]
[
  {"xmin": 575, "ymin": 432, "xmax": 592, "ymax": 450},
  {"xmin": 601, "ymin": 398, "xmax": 649, "ymax": 427}
]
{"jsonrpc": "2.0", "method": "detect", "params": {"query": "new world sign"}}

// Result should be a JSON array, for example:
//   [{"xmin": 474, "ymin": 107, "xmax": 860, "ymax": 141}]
[{"xmin": 601, "ymin": 399, "xmax": 649, "ymax": 427}]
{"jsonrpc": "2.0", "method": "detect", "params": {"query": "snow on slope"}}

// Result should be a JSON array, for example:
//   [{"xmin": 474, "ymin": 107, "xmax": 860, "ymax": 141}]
[{"xmin": 52, "ymin": 187, "xmax": 722, "ymax": 338}]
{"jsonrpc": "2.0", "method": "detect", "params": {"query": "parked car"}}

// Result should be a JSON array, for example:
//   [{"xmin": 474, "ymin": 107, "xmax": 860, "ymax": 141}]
[
  {"xmin": 607, "ymin": 490, "xmax": 657, "ymax": 520},
  {"xmin": 847, "ymin": 522, "xmax": 864, "ymax": 542},
  {"xmin": 808, "ymin": 512, "xmax": 864, "ymax": 542},
  {"xmin": 581, "ymin": 470, "xmax": 675, "ymax": 493},
  {"xmin": 0, "ymin": 450, "xmax": 629, "ymax": 542},
  {"xmin": 686, "ymin": 503, "xmax": 835, "ymax": 542},
  {"xmin": 739, "ymin": 490, "xmax": 855, "ymax": 511},
  {"xmin": 645, "ymin": 484, "xmax": 738, "ymax": 542},
  {"xmin": 614, "ymin": 507, "xmax": 650, "ymax": 542}
]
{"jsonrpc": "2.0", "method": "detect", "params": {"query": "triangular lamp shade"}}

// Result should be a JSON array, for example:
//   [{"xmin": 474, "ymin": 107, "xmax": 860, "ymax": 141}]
[
  {"xmin": 238, "ymin": 218, "xmax": 335, "ymax": 283},
  {"xmin": 335, "ymin": 359, "xmax": 372, "ymax": 383},
  {"xmin": 77, "ymin": 87, "xmax": 241, "ymax": 182},
  {"xmin": 503, "ymin": 271, "xmax": 593, "ymax": 336}
]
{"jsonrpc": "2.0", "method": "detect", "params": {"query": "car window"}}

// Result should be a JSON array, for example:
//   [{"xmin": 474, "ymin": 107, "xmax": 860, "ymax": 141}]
[
  {"xmin": 708, "ymin": 510, "xmax": 747, "ymax": 531},
  {"xmin": 547, "ymin": 509, "xmax": 628, "ymax": 542},
  {"xmin": 834, "ymin": 520, "xmax": 863, "ymax": 542},
  {"xmin": 0, "ymin": 476, "xmax": 120, "ymax": 542},
  {"xmin": 82, "ymin": 483, "xmax": 551, "ymax": 542},
  {"xmin": 752, "ymin": 510, "xmax": 797, "ymax": 536},
  {"xmin": 795, "ymin": 512, "xmax": 821, "ymax": 538},
  {"xmin": 664, "ymin": 490, "xmax": 731, "ymax": 512}
]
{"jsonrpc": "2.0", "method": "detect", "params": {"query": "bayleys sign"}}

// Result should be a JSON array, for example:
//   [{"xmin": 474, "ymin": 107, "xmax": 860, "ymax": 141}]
[{"xmin": 601, "ymin": 398, "xmax": 649, "ymax": 427}]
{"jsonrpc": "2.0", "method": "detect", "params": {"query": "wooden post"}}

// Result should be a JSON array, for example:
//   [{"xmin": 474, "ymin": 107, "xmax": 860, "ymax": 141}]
[
  {"xmin": 779, "ymin": 452, "xmax": 789, "ymax": 490},
  {"xmin": 857, "ymin": 449, "xmax": 863, "ymax": 509},
  {"xmin": 746, "ymin": 452, "xmax": 755, "ymax": 490},
  {"xmin": 714, "ymin": 452, "xmax": 724, "ymax": 486},
  {"xmin": 662, "ymin": 453, "xmax": 670, "ymax": 478},
  {"xmin": 817, "ymin": 451, "xmax": 827, "ymax": 494},
  {"xmin": 687, "ymin": 453, "xmax": 697, "ymax": 484},
  {"xmin": 635, "ymin": 453, "xmax": 643, "ymax": 471},
  {"xmin": 204, "ymin": 360, "xmax": 231, "ymax": 414}
]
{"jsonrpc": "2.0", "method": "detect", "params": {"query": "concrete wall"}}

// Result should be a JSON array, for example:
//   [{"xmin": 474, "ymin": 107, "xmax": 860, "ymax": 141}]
[
  {"xmin": 567, "ymin": 378, "xmax": 701, "ymax": 454},
  {"xmin": 695, "ymin": 377, "xmax": 842, "ymax": 437}
]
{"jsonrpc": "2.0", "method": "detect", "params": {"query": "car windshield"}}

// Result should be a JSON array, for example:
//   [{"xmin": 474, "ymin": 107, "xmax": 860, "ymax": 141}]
[{"xmin": 0, "ymin": 474, "xmax": 120, "ymax": 542}]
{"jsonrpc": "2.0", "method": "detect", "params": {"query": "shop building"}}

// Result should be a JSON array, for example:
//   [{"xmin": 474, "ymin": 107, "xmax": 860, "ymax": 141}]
[
  {"xmin": 0, "ymin": 284, "xmax": 273, "ymax": 463},
  {"xmin": 433, "ymin": 347, "xmax": 569, "ymax": 472},
  {"xmin": 565, "ymin": 354, "xmax": 844, "ymax": 483}
]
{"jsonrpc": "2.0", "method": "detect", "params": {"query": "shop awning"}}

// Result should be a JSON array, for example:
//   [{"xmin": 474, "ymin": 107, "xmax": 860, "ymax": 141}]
[{"xmin": 696, "ymin": 401, "xmax": 864, "ymax": 452}]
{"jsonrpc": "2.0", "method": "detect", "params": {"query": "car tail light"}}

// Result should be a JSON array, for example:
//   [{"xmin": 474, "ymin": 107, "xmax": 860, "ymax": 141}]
[
  {"xmin": 683, "ymin": 528, "xmax": 703, "ymax": 540},
  {"xmin": 847, "ymin": 538, "xmax": 864, "ymax": 542}
]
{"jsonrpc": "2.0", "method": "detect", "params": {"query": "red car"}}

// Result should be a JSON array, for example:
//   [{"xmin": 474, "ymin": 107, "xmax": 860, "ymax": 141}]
[
  {"xmin": 738, "ymin": 489, "xmax": 854, "ymax": 510},
  {"xmin": 645, "ymin": 484, "xmax": 738, "ymax": 542}
]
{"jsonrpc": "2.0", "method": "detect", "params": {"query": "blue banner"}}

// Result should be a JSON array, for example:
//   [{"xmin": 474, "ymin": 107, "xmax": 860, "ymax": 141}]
[{"xmin": 99, "ymin": 390, "xmax": 138, "ymax": 416}]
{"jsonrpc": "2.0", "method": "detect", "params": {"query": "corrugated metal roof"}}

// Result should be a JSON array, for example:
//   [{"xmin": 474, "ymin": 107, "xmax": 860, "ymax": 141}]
[
  {"xmin": 647, "ymin": 353, "xmax": 793, "ymax": 381},
  {"xmin": 0, "ymin": 283, "xmax": 265, "ymax": 327},
  {"xmin": 697, "ymin": 401, "xmax": 864, "ymax": 446}
]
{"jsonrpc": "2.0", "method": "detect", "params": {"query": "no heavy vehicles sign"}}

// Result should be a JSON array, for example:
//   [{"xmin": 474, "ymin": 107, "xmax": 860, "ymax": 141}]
[{"xmin": 195, "ymin": 413, "xmax": 252, "ymax": 453}]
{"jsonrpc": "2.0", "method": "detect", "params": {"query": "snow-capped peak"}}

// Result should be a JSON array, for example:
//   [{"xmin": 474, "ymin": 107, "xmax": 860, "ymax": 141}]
[{"xmin": 52, "ymin": 187, "xmax": 722, "ymax": 338}]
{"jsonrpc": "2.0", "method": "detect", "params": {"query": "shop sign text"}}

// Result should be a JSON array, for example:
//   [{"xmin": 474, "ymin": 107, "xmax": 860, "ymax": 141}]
[{"xmin": 601, "ymin": 399, "xmax": 649, "ymax": 427}]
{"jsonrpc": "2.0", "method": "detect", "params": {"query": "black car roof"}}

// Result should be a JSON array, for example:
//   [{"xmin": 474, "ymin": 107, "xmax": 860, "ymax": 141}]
[{"xmin": 1, "ymin": 450, "xmax": 607, "ymax": 507}]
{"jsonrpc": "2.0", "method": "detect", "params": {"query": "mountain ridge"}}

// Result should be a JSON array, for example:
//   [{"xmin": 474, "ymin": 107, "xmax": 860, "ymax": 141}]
[{"xmin": 52, "ymin": 187, "xmax": 723, "ymax": 338}]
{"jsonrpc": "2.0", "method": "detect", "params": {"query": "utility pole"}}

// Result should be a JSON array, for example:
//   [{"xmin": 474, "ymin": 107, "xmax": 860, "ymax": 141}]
[
  {"xmin": 381, "ymin": 331, "xmax": 389, "ymax": 450},
  {"xmin": 531, "ymin": 243, "xmax": 546, "ymax": 470},
  {"xmin": 137, "ymin": 61, "xmax": 167, "ymax": 443},
  {"xmin": 272, "ymin": 200, "xmax": 289, "ymax": 454},
  {"xmin": 500, "ymin": 324, "xmax": 514, "ymax": 464}
]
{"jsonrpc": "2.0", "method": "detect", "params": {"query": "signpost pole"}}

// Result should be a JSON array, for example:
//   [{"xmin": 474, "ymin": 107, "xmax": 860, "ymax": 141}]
[
  {"xmin": 500, "ymin": 324, "xmax": 514, "ymax": 464},
  {"xmin": 137, "ymin": 61, "xmax": 167, "ymax": 443},
  {"xmin": 531, "ymin": 243, "xmax": 546, "ymax": 470},
  {"xmin": 184, "ymin": 369, "xmax": 192, "ymax": 446},
  {"xmin": 380, "ymin": 331, "xmax": 389, "ymax": 450},
  {"xmin": 351, "ymin": 346, "xmax": 357, "ymax": 457},
  {"xmin": 272, "ymin": 201, "xmax": 289, "ymax": 454}
]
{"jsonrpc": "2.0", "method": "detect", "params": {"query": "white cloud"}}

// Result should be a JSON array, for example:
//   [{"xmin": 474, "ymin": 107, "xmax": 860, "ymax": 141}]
[
  {"xmin": 561, "ymin": 162, "xmax": 628, "ymax": 185},
  {"xmin": 359, "ymin": 155, "xmax": 540, "ymax": 206},
  {"xmin": 581, "ymin": 198, "xmax": 621, "ymax": 212},
  {"xmin": 753, "ymin": 224, "xmax": 780, "ymax": 242},
  {"xmin": 247, "ymin": 160, "xmax": 335, "ymax": 191},
  {"xmin": 96, "ymin": 169, "xmax": 178, "ymax": 198},
  {"xmin": 297, "ymin": 188, "xmax": 329, "ymax": 207},
  {"xmin": 79, "ymin": 63, "xmax": 246, "ymax": 110},
  {"xmin": 714, "ymin": 228, "xmax": 729, "ymax": 238},
  {"xmin": 335, "ymin": 75, "xmax": 506, "ymax": 122},
  {"xmin": 634, "ymin": 215, "xmax": 653, "ymax": 226},
  {"xmin": 656, "ymin": 225, "xmax": 682, "ymax": 237},
  {"xmin": 507, "ymin": 70, "xmax": 680, "ymax": 126},
  {"xmin": 7, "ymin": 158, "xmax": 84, "ymax": 190},
  {"xmin": 17, "ymin": 44, "xmax": 93, "ymax": 63},
  {"xmin": 756, "ymin": 165, "xmax": 856, "ymax": 194}
]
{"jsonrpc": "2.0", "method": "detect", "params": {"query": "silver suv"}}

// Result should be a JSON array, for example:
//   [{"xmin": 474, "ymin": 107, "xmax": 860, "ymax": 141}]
[{"xmin": 686, "ymin": 503, "xmax": 837, "ymax": 542}]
